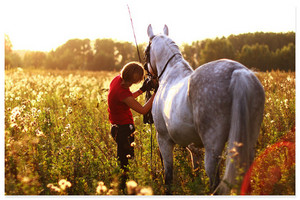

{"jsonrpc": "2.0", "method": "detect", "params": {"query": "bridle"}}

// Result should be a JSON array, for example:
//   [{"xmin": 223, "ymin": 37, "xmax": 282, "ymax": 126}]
[
  {"xmin": 144, "ymin": 36, "xmax": 157, "ymax": 80},
  {"xmin": 144, "ymin": 36, "xmax": 181, "ymax": 81}
]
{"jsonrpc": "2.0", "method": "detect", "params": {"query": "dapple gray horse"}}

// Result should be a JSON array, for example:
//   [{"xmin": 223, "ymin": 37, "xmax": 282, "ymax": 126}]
[{"xmin": 145, "ymin": 24, "xmax": 265, "ymax": 194}]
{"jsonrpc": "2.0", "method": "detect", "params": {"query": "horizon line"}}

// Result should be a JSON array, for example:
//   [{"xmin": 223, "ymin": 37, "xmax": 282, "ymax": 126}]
[{"xmin": 9, "ymin": 30, "xmax": 295, "ymax": 52}]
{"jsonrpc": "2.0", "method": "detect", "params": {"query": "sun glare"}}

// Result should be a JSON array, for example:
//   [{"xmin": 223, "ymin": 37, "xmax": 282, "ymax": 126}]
[{"xmin": 3, "ymin": 0, "xmax": 296, "ymax": 51}]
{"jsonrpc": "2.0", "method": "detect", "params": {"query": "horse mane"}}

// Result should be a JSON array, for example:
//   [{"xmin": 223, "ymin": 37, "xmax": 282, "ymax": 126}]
[
  {"xmin": 163, "ymin": 36, "xmax": 180, "ymax": 55},
  {"xmin": 163, "ymin": 35, "xmax": 194, "ymax": 74}
]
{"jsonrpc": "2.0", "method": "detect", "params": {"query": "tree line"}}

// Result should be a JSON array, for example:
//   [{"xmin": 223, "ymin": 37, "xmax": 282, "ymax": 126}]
[
  {"xmin": 5, "ymin": 32, "xmax": 295, "ymax": 71},
  {"xmin": 182, "ymin": 32, "xmax": 295, "ymax": 71}
]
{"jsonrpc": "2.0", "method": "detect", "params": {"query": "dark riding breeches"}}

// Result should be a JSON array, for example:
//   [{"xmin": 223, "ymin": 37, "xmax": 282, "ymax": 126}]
[{"xmin": 110, "ymin": 124, "xmax": 135, "ymax": 170}]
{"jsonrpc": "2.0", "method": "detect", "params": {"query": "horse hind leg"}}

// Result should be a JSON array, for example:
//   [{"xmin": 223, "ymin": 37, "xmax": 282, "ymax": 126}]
[
  {"xmin": 201, "ymin": 128, "xmax": 227, "ymax": 194},
  {"xmin": 204, "ymin": 148, "xmax": 223, "ymax": 193}
]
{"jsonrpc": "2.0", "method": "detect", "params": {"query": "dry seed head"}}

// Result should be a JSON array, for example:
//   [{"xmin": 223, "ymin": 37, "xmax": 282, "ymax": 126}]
[
  {"xmin": 97, "ymin": 181, "xmax": 104, "ymax": 186},
  {"xmin": 36, "ymin": 129, "xmax": 44, "ymax": 137},
  {"xmin": 49, "ymin": 185, "xmax": 61, "ymax": 193},
  {"xmin": 10, "ymin": 123, "xmax": 18, "ymax": 128},
  {"xmin": 126, "ymin": 180, "xmax": 138, "ymax": 194},
  {"xmin": 96, "ymin": 185, "xmax": 107, "ymax": 194},
  {"xmin": 233, "ymin": 142, "xmax": 243, "ymax": 147},
  {"xmin": 12, "ymin": 106, "xmax": 20, "ymax": 115},
  {"xmin": 21, "ymin": 176, "xmax": 30, "ymax": 183},
  {"xmin": 58, "ymin": 179, "xmax": 72, "ymax": 190},
  {"xmin": 107, "ymin": 189, "xmax": 114, "ymax": 195},
  {"xmin": 138, "ymin": 187, "xmax": 153, "ymax": 195},
  {"xmin": 131, "ymin": 142, "xmax": 136, "ymax": 147},
  {"xmin": 229, "ymin": 147, "xmax": 237, "ymax": 154},
  {"xmin": 229, "ymin": 147, "xmax": 239, "ymax": 158}
]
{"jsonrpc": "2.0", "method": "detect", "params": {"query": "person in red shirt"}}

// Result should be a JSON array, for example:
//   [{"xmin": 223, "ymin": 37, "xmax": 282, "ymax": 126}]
[{"xmin": 107, "ymin": 61, "xmax": 156, "ymax": 192}]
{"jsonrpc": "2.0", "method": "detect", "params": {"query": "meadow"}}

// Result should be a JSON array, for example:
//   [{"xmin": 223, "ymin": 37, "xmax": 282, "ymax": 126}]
[{"xmin": 5, "ymin": 68, "xmax": 295, "ymax": 195}]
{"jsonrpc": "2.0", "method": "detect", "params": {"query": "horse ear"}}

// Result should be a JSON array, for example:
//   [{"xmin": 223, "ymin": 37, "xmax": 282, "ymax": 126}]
[
  {"xmin": 147, "ymin": 24, "xmax": 155, "ymax": 39},
  {"xmin": 163, "ymin": 24, "xmax": 169, "ymax": 36}
]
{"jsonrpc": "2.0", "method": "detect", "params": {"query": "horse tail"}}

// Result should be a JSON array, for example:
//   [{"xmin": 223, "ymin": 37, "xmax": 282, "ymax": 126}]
[{"xmin": 219, "ymin": 68, "xmax": 257, "ymax": 194}]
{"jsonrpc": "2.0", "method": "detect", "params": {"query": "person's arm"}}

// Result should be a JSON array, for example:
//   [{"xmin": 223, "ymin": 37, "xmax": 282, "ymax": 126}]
[
  {"xmin": 122, "ymin": 93, "xmax": 156, "ymax": 115},
  {"xmin": 132, "ymin": 89, "xmax": 143, "ymax": 98}
]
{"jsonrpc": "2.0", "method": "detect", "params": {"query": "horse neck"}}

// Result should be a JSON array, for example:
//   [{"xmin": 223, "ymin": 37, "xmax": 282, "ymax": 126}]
[
  {"xmin": 153, "ymin": 38, "xmax": 193, "ymax": 83},
  {"xmin": 158, "ymin": 55, "xmax": 193, "ymax": 84}
]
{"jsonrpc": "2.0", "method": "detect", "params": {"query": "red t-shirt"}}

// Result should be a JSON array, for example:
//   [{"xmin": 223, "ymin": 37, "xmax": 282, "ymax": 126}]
[{"xmin": 108, "ymin": 75, "xmax": 134, "ymax": 125}]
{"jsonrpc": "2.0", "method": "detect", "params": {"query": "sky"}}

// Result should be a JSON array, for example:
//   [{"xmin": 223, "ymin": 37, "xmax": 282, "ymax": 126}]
[{"xmin": 2, "ymin": 0, "xmax": 297, "ymax": 51}]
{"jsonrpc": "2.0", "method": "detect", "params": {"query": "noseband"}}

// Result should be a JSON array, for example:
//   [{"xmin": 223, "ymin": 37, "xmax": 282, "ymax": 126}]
[{"xmin": 144, "ymin": 36, "xmax": 180, "ymax": 81}]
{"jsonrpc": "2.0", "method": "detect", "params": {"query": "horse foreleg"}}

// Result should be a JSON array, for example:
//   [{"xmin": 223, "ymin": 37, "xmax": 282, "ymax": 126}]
[{"xmin": 158, "ymin": 135, "xmax": 175, "ymax": 195}]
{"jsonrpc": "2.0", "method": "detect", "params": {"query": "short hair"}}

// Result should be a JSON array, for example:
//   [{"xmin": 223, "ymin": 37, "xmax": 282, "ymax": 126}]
[{"xmin": 121, "ymin": 62, "xmax": 144, "ymax": 83}]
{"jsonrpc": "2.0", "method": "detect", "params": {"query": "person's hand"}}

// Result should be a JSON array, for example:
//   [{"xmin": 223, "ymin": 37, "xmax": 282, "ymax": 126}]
[{"xmin": 140, "ymin": 77, "xmax": 152, "ymax": 92}]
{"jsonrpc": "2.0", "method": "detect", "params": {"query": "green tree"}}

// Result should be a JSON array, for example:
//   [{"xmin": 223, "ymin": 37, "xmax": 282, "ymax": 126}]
[
  {"xmin": 112, "ymin": 41, "xmax": 148, "ymax": 70},
  {"xmin": 228, "ymin": 32, "xmax": 295, "ymax": 53},
  {"xmin": 23, "ymin": 51, "xmax": 47, "ymax": 69},
  {"xmin": 46, "ymin": 39, "xmax": 92, "ymax": 70},
  {"xmin": 181, "ymin": 40, "xmax": 205, "ymax": 69},
  {"xmin": 114, "ymin": 41, "xmax": 135, "ymax": 70},
  {"xmin": 272, "ymin": 43, "xmax": 295, "ymax": 71},
  {"xmin": 237, "ymin": 43, "xmax": 271, "ymax": 71},
  {"xmin": 5, "ymin": 34, "xmax": 12, "ymax": 55},
  {"xmin": 92, "ymin": 39, "xmax": 116, "ymax": 71},
  {"xmin": 200, "ymin": 37, "xmax": 235, "ymax": 64},
  {"xmin": 5, "ymin": 34, "xmax": 22, "ymax": 69}
]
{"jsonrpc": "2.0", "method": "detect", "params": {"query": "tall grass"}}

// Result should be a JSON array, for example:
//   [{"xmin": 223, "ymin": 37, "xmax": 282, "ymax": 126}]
[{"xmin": 5, "ymin": 68, "xmax": 295, "ymax": 195}]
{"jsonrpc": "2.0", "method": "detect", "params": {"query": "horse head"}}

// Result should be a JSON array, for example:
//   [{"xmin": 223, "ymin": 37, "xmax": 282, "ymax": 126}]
[{"xmin": 145, "ymin": 24, "xmax": 181, "ymax": 81}]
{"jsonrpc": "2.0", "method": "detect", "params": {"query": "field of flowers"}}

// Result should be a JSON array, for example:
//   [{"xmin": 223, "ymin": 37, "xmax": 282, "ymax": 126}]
[{"xmin": 5, "ymin": 68, "xmax": 295, "ymax": 195}]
